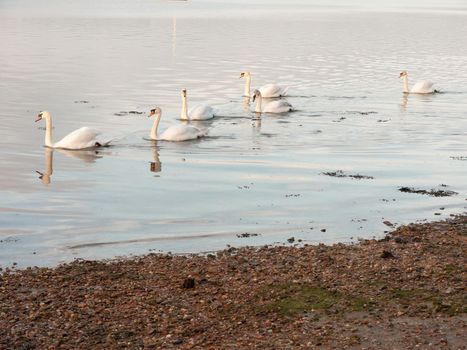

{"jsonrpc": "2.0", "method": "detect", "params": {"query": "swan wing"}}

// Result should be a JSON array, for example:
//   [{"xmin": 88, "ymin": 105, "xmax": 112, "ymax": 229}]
[
  {"xmin": 189, "ymin": 104, "xmax": 215, "ymax": 120},
  {"xmin": 159, "ymin": 124, "xmax": 206, "ymax": 142},
  {"xmin": 259, "ymin": 84, "xmax": 286, "ymax": 98},
  {"xmin": 263, "ymin": 100, "xmax": 293, "ymax": 114},
  {"xmin": 411, "ymin": 80, "xmax": 434, "ymax": 94},
  {"xmin": 53, "ymin": 127, "xmax": 104, "ymax": 149}
]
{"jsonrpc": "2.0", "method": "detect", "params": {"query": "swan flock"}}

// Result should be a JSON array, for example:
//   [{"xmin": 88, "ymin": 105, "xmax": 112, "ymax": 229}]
[{"xmin": 36, "ymin": 70, "xmax": 438, "ymax": 147}]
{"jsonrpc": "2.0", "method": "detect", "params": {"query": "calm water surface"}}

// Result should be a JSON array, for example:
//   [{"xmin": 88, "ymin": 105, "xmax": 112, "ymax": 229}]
[{"xmin": 1, "ymin": 0, "xmax": 466, "ymax": 267}]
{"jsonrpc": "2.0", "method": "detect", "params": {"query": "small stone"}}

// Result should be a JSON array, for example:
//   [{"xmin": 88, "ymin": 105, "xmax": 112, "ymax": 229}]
[{"xmin": 394, "ymin": 237, "xmax": 406, "ymax": 244}]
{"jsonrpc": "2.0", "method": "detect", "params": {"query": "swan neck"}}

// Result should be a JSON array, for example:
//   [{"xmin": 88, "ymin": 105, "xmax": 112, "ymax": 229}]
[
  {"xmin": 150, "ymin": 113, "xmax": 161, "ymax": 140},
  {"xmin": 402, "ymin": 75, "xmax": 409, "ymax": 93},
  {"xmin": 45, "ymin": 116, "xmax": 53, "ymax": 147},
  {"xmin": 181, "ymin": 94, "xmax": 188, "ymax": 120},
  {"xmin": 244, "ymin": 76, "xmax": 251, "ymax": 97},
  {"xmin": 255, "ymin": 95, "xmax": 262, "ymax": 113}
]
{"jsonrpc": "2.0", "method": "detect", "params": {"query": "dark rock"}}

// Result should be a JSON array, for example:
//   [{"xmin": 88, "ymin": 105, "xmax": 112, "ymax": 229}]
[
  {"xmin": 182, "ymin": 278, "xmax": 195, "ymax": 289},
  {"xmin": 381, "ymin": 250, "xmax": 395, "ymax": 259}
]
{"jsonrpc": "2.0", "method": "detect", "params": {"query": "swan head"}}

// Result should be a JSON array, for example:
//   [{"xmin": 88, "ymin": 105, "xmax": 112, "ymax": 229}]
[
  {"xmin": 252, "ymin": 89, "xmax": 261, "ymax": 102},
  {"xmin": 148, "ymin": 107, "xmax": 162, "ymax": 118},
  {"xmin": 399, "ymin": 71, "xmax": 408, "ymax": 78},
  {"xmin": 181, "ymin": 88, "xmax": 187, "ymax": 97},
  {"xmin": 35, "ymin": 110, "xmax": 50, "ymax": 122},
  {"xmin": 239, "ymin": 71, "xmax": 251, "ymax": 79}
]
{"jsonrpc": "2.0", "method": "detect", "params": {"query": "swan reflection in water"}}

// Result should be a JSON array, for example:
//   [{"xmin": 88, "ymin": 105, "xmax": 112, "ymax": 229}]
[
  {"xmin": 243, "ymin": 96, "xmax": 251, "ymax": 113},
  {"xmin": 36, "ymin": 147, "xmax": 54, "ymax": 185},
  {"xmin": 252, "ymin": 114, "xmax": 262, "ymax": 130},
  {"xmin": 399, "ymin": 92, "xmax": 436, "ymax": 113},
  {"xmin": 400, "ymin": 94, "xmax": 408, "ymax": 112},
  {"xmin": 36, "ymin": 147, "xmax": 104, "ymax": 185},
  {"xmin": 149, "ymin": 144, "xmax": 162, "ymax": 173}
]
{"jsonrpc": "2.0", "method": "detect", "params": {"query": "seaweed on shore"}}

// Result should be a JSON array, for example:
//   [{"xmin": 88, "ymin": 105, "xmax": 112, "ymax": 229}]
[
  {"xmin": 322, "ymin": 170, "xmax": 374, "ymax": 180},
  {"xmin": 237, "ymin": 233, "xmax": 259, "ymax": 238},
  {"xmin": 398, "ymin": 186, "xmax": 458, "ymax": 197},
  {"xmin": 114, "ymin": 111, "xmax": 144, "ymax": 116}
]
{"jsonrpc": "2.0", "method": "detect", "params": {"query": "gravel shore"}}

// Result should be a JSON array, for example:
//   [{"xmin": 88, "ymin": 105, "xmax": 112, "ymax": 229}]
[{"xmin": 1, "ymin": 216, "xmax": 466, "ymax": 349}]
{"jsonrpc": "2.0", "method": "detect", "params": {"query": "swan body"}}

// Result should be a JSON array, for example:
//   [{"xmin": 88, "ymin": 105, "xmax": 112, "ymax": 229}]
[
  {"xmin": 149, "ymin": 107, "xmax": 206, "ymax": 142},
  {"xmin": 35, "ymin": 111, "xmax": 111, "ymax": 150},
  {"xmin": 180, "ymin": 89, "xmax": 215, "ymax": 121},
  {"xmin": 410, "ymin": 80, "xmax": 435, "ymax": 94},
  {"xmin": 159, "ymin": 124, "xmax": 205, "ymax": 142},
  {"xmin": 52, "ymin": 127, "xmax": 102, "ymax": 149},
  {"xmin": 253, "ymin": 89, "xmax": 293, "ymax": 114},
  {"xmin": 258, "ymin": 83, "xmax": 287, "ymax": 98},
  {"xmin": 399, "ymin": 71, "xmax": 436, "ymax": 94},
  {"xmin": 189, "ymin": 105, "xmax": 215, "ymax": 120},
  {"xmin": 240, "ymin": 71, "xmax": 287, "ymax": 98}
]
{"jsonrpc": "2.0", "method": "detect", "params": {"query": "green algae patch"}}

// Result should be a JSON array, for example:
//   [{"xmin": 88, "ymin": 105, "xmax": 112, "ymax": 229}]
[{"xmin": 260, "ymin": 283, "xmax": 372, "ymax": 316}]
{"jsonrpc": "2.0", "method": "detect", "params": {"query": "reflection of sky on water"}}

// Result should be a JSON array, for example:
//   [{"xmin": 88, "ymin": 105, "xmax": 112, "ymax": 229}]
[
  {"xmin": 0, "ymin": 0, "xmax": 466, "ymax": 267},
  {"xmin": 1, "ymin": 0, "xmax": 467, "ymax": 18}
]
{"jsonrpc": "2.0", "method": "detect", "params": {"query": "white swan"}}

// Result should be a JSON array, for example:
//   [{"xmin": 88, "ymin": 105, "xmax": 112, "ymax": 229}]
[
  {"xmin": 399, "ymin": 71, "xmax": 437, "ymax": 94},
  {"xmin": 240, "ymin": 71, "xmax": 287, "ymax": 98},
  {"xmin": 180, "ymin": 89, "xmax": 215, "ymax": 121},
  {"xmin": 253, "ymin": 89, "xmax": 293, "ymax": 114},
  {"xmin": 35, "ymin": 111, "xmax": 111, "ymax": 149},
  {"xmin": 148, "ymin": 107, "xmax": 206, "ymax": 142}
]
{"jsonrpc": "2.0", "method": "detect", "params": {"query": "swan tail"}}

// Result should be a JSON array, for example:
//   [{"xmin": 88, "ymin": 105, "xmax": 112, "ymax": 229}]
[
  {"xmin": 281, "ymin": 86, "xmax": 290, "ymax": 96},
  {"xmin": 96, "ymin": 139, "xmax": 113, "ymax": 148},
  {"xmin": 195, "ymin": 128, "xmax": 209, "ymax": 139}
]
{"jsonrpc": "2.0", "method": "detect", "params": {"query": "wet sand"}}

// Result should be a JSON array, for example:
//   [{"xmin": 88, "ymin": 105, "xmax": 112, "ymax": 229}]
[{"xmin": 1, "ymin": 215, "xmax": 465, "ymax": 349}]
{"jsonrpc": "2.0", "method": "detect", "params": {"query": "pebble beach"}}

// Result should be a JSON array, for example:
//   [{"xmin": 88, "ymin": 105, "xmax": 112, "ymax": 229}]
[{"xmin": 1, "ymin": 215, "xmax": 465, "ymax": 349}]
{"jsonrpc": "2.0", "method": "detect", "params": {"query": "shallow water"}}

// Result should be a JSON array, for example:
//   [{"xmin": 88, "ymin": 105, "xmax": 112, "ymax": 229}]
[{"xmin": 1, "ymin": 0, "xmax": 466, "ymax": 267}]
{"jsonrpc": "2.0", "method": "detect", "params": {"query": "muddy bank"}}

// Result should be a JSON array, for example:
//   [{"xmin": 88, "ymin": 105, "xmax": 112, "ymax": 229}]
[{"xmin": 1, "ymin": 216, "xmax": 466, "ymax": 349}]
